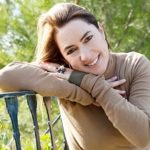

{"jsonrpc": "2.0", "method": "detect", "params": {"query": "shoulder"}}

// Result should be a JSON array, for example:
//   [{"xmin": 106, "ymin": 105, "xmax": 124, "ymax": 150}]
[
  {"xmin": 112, "ymin": 51, "xmax": 149, "ymax": 67},
  {"xmin": 111, "ymin": 51, "xmax": 150, "ymax": 80},
  {"xmin": 125, "ymin": 52, "xmax": 150, "ymax": 73},
  {"xmin": 112, "ymin": 51, "xmax": 146, "ymax": 59}
]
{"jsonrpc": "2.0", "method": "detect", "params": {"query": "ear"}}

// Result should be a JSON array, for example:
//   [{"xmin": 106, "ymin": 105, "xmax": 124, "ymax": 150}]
[{"xmin": 97, "ymin": 22, "xmax": 106, "ymax": 39}]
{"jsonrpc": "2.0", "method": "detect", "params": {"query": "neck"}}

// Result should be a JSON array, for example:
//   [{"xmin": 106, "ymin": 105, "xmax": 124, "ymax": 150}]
[{"xmin": 104, "ymin": 52, "xmax": 116, "ymax": 79}]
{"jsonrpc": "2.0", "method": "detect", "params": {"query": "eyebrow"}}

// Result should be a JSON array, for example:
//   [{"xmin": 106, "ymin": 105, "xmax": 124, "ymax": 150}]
[
  {"xmin": 64, "ymin": 31, "xmax": 91, "ymax": 51},
  {"xmin": 80, "ymin": 31, "xmax": 90, "ymax": 42}
]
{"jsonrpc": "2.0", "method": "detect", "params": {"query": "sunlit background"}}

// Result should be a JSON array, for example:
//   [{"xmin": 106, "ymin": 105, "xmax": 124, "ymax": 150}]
[{"xmin": 0, "ymin": 0, "xmax": 150, "ymax": 149}]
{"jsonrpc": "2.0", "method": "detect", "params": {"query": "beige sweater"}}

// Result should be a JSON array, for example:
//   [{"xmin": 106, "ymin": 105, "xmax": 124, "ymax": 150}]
[
  {"xmin": 0, "ymin": 52, "xmax": 150, "ymax": 150},
  {"xmin": 59, "ymin": 52, "xmax": 150, "ymax": 150}
]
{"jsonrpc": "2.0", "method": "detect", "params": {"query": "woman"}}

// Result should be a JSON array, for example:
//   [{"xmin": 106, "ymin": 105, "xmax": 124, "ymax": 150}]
[{"xmin": 0, "ymin": 3, "xmax": 150, "ymax": 150}]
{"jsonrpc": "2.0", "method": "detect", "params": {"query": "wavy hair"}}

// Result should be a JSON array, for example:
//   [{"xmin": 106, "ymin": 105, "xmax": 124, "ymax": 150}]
[{"xmin": 36, "ymin": 3, "xmax": 99, "ymax": 66}]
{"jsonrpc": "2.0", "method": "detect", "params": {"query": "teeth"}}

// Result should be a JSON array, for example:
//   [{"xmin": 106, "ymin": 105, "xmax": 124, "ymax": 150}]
[{"xmin": 88, "ymin": 57, "xmax": 98, "ymax": 66}]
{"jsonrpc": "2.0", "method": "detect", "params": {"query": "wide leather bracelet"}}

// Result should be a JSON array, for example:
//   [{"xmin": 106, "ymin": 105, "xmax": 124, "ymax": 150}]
[{"xmin": 69, "ymin": 70, "xmax": 87, "ymax": 86}]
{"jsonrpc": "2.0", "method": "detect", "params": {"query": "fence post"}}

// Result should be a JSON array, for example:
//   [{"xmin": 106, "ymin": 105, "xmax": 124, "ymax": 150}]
[
  {"xmin": 27, "ymin": 94, "xmax": 41, "ymax": 150},
  {"xmin": 5, "ymin": 96, "xmax": 21, "ymax": 150}
]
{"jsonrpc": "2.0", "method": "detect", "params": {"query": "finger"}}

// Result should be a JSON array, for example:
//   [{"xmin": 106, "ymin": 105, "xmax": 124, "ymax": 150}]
[
  {"xmin": 40, "ymin": 63, "xmax": 60, "ymax": 72},
  {"xmin": 106, "ymin": 76, "xmax": 117, "ymax": 82},
  {"xmin": 110, "ymin": 79, "xmax": 126, "ymax": 87},
  {"xmin": 115, "ymin": 89, "xmax": 126, "ymax": 95},
  {"xmin": 93, "ymin": 102, "xmax": 101, "ymax": 107},
  {"xmin": 49, "ymin": 72, "xmax": 66, "ymax": 80}
]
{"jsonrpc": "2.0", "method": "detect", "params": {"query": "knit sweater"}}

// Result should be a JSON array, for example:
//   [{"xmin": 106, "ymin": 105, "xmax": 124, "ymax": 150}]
[
  {"xmin": 59, "ymin": 52, "xmax": 150, "ymax": 150},
  {"xmin": 0, "ymin": 52, "xmax": 150, "ymax": 150}
]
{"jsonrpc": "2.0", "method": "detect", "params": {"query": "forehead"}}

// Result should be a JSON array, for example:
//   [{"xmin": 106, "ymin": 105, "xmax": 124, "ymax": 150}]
[
  {"xmin": 58, "ymin": 19, "xmax": 93, "ymax": 33},
  {"xmin": 56, "ymin": 19, "xmax": 97, "ymax": 46}
]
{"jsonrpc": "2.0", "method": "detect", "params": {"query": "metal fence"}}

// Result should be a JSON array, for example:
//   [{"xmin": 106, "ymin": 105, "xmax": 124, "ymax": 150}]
[{"xmin": 0, "ymin": 91, "xmax": 68, "ymax": 150}]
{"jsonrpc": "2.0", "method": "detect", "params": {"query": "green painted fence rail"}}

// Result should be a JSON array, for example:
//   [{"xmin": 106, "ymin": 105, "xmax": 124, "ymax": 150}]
[{"xmin": 0, "ymin": 90, "xmax": 68, "ymax": 150}]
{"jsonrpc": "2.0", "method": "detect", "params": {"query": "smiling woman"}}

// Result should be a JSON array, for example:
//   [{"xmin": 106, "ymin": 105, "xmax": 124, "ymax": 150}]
[
  {"xmin": 0, "ymin": 2, "xmax": 150, "ymax": 150},
  {"xmin": 36, "ymin": 3, "xmax": 109, "ymax": 76},
  {"xmin": 35, "ymin": 3, "xmax": 150, "ymax": 150},
  {"xmin": 55, "ymin": 19, "xmax": 109, "ymax": 75}
]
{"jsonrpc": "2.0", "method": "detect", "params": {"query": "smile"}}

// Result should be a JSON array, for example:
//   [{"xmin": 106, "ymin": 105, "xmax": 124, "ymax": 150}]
[{"xmin": 87, "ymin": 56, "xmax": 99, "ymax": 66}]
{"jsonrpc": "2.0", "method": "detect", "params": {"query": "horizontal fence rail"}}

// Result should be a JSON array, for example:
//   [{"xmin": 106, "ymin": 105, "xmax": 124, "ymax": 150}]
[{"xmin": 0, "ymin": 91, "xmax": 67, "ymax": 150}]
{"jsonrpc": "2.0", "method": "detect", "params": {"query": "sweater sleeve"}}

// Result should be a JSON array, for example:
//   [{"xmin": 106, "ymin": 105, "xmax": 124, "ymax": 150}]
[
  {"xmin": 0, "ymin": 62, "xmax": 94, "ymax": 106},
  {"xmin": 69, "ymin": 55, "xmax": 150, "ymax": 148}
]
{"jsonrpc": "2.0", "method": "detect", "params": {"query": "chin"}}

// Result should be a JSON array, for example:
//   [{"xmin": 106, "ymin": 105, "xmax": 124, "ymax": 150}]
[{"xmin": 96, "ymin": 67, "xmax": 106, "ymax": 76}]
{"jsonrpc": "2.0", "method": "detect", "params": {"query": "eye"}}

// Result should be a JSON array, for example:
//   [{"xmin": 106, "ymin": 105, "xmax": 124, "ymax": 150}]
[
  {"xmin": 84, "ymin": 35, "xmax": 93, "ymax": 43},
  {"xmin": 67, "ymin": 47, "xmax": 78, "ymax": 55}
]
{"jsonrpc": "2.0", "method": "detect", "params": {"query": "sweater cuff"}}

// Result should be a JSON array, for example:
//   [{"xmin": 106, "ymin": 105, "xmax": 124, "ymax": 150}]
[{"xmin": 69, "ymin": 70, "xmax": 87, "ymax": 86}]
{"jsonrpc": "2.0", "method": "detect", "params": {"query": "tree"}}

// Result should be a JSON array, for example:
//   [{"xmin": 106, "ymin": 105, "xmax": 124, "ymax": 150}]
[
  {"xmin": 0, "ymin": 0, "xmax": 150, "ymax": 149},
  {"xmin": 78, "ymin": 0, "xmax": 150, "ymax": 55},
  {"xmin": 0, "ymin": 0, "xmax": 55, "ymax": 67},
  {"xmin": 0, "ymin": 0, "xmax": 150, "ymax": 68}
]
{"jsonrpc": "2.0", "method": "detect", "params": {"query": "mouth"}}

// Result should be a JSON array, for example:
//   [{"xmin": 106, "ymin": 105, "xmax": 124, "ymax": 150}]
[{"xmin": 87, "ymin": 55, "xmax": 99, "ymax": 66}]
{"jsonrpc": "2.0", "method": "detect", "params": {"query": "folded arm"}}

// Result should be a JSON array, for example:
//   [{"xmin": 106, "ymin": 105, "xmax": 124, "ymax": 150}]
[
  {"xmin": 69, "ymin": 55, "xmax": 150, "ymax": 148},
  {"xmin": 0, "ymin": 62, "xmax": 94, "ymax": 106}
]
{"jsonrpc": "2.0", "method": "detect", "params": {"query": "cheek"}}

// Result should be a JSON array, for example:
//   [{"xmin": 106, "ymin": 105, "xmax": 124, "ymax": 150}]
[
  {"xmin": 95, "ymin": 35, "xmax": 108, "ymax": 50},
  {"xmin": 63, "ymin": 56, "xmax": 77, "ymax": 68},
  {"xmin": 70, "ymin": 61, "xmax": 79, "ymax": 70},
  {"xmin": 68, "ymin": 59, "xmax": 80, "ymax": 70}
]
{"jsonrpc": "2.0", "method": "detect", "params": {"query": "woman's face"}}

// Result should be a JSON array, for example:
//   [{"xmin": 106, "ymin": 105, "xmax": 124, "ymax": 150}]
[{"xmin": 55, "ymin": 19, "xmax": 109, "ymax": 75}]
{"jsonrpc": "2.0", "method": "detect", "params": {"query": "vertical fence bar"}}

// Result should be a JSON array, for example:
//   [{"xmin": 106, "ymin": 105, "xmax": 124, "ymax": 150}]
[
  {"xmin": 1, "ymin": 91, "xmax": 67, "ymax": 150},
  {"xmin": 5, "ymin": 96, "xmax": 21, "ymax": 150},
  {"xmin": 26, "ymin": 94, "xmax": 41, "ymax": 150},
  {"xmin": 43, "ymin": 97, "xmax": 57, "ymax": 150}
]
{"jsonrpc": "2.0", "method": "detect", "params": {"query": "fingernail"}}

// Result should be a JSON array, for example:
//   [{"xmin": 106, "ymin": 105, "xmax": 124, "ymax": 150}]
[{"xmin": 121, "ymin": 91, "xmax": 126, "ymax": 94}]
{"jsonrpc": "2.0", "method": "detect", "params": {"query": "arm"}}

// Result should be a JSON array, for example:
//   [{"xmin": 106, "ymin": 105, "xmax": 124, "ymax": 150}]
[
  {"xmin": 0, "ymin": 62, "xmax": 94, "ymax": 106},
  {"xmin": 69, "ymin": 55, "xmax": 150, "ymax": 148}
]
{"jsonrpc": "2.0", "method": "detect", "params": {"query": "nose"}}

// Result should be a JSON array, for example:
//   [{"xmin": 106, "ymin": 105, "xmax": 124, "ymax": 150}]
[{"xmin": 80, "ymin": 46, "xmax": 93, "ymax": 64}]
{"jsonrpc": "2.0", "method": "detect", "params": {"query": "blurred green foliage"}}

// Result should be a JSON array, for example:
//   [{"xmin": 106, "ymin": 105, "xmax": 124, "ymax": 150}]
[
  {"xmin": 0, "ymin": 96, "xmax": 64, "ymax": 149},
  {"xmin": 0, "ymin": 0, "xmax": 150, "ymax": 149},
  {"xmin": 0, "ymin": 0, "xmax": 149, "ymax": 68}
]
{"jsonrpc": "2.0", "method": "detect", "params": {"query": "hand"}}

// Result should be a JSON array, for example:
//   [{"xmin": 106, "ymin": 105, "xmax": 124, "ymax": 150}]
[
  {"xmin": 93, "ymin": 76, "xmax": 126, "ymax": 107},
  {"xmin": 38, "ymin": 62, "xmax": 73, "ymax": 80},
  {"xmin": 106, "ymin": 76, "xmax": 126, "ymax": 95}
]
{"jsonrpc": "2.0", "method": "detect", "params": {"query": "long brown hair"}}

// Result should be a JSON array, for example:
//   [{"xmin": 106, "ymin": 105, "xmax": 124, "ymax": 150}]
[{"xmin": 36, "ymin": 3, "xmax": 99, "ymax": 66}]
